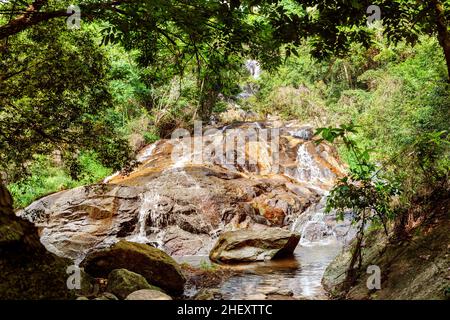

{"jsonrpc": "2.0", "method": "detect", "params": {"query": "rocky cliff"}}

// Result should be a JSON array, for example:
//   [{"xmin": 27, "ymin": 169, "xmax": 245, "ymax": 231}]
[{"xmin": 19, "ymin": 121, "xmax": 347, "ymax": 262}]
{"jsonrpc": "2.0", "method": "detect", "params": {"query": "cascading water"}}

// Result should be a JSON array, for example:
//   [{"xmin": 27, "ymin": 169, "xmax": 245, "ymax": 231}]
[
  {"xmin": 295, "ymin": 212, "xmax": 338, "ymax": 247},
  {"xmin": 127, "ymin": 191, "xmax": 161, "ymax": 244},
  {"xmin": 296, "ymin": 143, "xmax": 331, "ymax": 183},
  {"xmin": 237, "ymin": 60, "xmax": 261, "ymax": 100},
  {"xmin": 245, "ymin": 60, "xmax": 261, "ymax": 79},
  {"xmin": 137, "ymin": 141, "xmax": 159, "ymax": 162}
]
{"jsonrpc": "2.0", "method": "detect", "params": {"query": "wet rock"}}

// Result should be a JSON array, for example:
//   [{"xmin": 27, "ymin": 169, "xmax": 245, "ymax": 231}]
[
  {"xmin": 209, "ymin": 228, "xmax": 300, "ymax": 263},
  {"xmin": 106, "ymin": 268, "xmax": 158, "ymax": 299},
  {"xmin": 125, "ymin": 289, "xmax": 172, "ymax": 300},
  {"xmin": 290, "ymin": 125, "xmax": 314, "ymax": 140},
  {"xmin": 265, "ymin": 288, "xmax": 294, "ymax": 296},
  {"xmin": 81, "ymin": 241, "xmax": 186, "ymax": 295},
  {"xmin": 194, "ymin": 288, "xmax": 223, "ymax": 300},
  {"xmin": 245, "ymin": 293, "xmax": 267, "ymax": 300},
  {"xmin": 266, "ymin": 293, "xmax": 297, "ymax": 300}
]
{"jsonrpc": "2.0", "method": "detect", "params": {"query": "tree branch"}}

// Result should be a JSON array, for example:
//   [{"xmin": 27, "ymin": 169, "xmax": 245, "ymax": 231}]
[{"xmin": 0, "ymin": 0, "xmax": 132, "ymax": 40}]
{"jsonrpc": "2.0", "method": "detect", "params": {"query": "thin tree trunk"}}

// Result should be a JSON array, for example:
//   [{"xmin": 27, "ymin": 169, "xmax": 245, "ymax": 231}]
[{"xmin": 431, "ymin": 0, "xmax": 450, "ymax": 81}]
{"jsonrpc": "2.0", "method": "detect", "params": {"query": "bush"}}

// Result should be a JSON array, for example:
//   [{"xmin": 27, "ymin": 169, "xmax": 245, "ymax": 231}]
[{"xmin": 8, "ymin": 152, "xmax": 112, "ymax": 209}]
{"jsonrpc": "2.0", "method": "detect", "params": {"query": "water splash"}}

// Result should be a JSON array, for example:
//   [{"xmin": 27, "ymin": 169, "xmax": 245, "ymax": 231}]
[
  {"xmin": 291, "ymin": 196, "xmax": 353, "ymax": 247},
  {"xmin": 297, "ymin": 212, "xmax": 338, "ymax": 247}
]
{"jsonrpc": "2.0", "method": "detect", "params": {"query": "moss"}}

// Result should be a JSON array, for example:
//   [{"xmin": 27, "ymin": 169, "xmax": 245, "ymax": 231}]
[
  {"xmin": 114, "ymin": 241, "xmax": 181, "ymax": 270},
  {"xmin": 0, "ymin": 219, "xmax": 23, "ymax": 244},
  {"xmin": 81, "ymin": 241, "xmax": 186, "ymax": 295},
  {"xmin": 0, "ymin": 212, "xmax": 75, "ymax": 300},
  {"xmin": 106, "ymin": 268, "xmax": 160, "ymax": 299}
]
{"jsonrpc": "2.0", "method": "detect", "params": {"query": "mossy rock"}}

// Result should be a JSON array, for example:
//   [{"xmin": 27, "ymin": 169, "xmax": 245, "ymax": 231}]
[
  {"xmin": 81, "ymin": 241, "xmax": 186, "ymax": 295},
  {"xmin": 194, "ymin": 288, "xmax": 223, "ymax": 300},
  {"xmin": 106, "ymin": 268, "xmax": 161, "ymax": 299},
  {"xmin": 0, "ymin": 210, "xmax": 75, "ymax": 300}
]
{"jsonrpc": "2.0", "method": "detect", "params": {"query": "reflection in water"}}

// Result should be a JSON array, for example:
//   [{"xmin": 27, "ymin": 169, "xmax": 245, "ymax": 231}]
[{"xmin": 178, "ymin": 243, "xmax": 342, "ymax": 300}]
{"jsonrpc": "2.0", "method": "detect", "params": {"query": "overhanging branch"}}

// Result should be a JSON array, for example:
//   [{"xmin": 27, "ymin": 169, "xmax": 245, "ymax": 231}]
[{"xmin": 0, "ymin": 0, "xmax": 132, "ymax": 40}]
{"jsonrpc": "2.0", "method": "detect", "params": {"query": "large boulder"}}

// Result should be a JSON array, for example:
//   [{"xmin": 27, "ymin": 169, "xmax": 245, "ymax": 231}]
[
  {"xmin": 209, "ymin": 228, "xmax": 300, "ymax": 263},
  {"xmin": 106, "ymin": 268, "xmax": 160, "ymax": 299},
  {"xmin": 0, "ymin": 185, "xmax": 75, "ymax": 300},
  {"xmin": 80, "ymin": 241, "xmax": 185, "ymax": 295},
  {"xmin": 125, "ymin": 289, "xmax": 172, "ymax": 300}
]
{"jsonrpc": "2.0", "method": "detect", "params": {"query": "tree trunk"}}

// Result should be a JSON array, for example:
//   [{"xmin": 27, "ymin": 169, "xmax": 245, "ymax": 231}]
[
  {"xmin": 0, "ymin": 183, "xmax": 14, "ymax": 215},
  {"xmin": 200, "ymin": 89, "xmax": 219, "ymax": 121},
  {"xmin": 432, "ymin": 0, "xmax": 450, "ymax": 81}
]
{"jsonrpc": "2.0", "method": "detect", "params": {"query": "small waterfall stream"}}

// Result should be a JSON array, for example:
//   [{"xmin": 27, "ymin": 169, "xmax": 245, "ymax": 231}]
[
  {"xmin": 137, "ymin": 122, "xmax": 348, "ymax": 299},
  {"xmin": 211, "ymin": 196, "xmax": 347, "ymax": 300},
  {"xmin": 127, "ymin": 191, "xmax": 162, "ymax": 245},
  {"xmin": 99, "ymin": 120, "xmax": 349, "ymax": 299},
  {"xmin": 295, "ymin": 144, "xmax": 332, "ymax": 183}
]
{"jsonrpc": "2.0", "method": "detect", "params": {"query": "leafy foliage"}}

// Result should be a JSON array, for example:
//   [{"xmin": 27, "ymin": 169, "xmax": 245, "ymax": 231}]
[
  {"xmin": 316, "ymin": 123, "xmax": 399, "ymax": 228},
  {"xmin": 0, "ymin": 21, "xmax": 132, "ymax": 181},
  {"xmin": 316, "ymin": 122, "xmax": 400, "ymax": 288},
  {"xmin": 8, "ymin": 152, "xmax": 112, "ymax": 209}
]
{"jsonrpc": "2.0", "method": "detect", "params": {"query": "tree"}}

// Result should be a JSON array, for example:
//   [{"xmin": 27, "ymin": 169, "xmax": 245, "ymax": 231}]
[
  {"xmin": 1, "ymin": 1, "xmax": 448, "ymax": 79},
  {"xmin": 0, "ymin": 20, "xmax": 132, "ymax": 182},
  {"xmin": 316, "ymin": 123, "xmax": 400, "ymax": 290}
]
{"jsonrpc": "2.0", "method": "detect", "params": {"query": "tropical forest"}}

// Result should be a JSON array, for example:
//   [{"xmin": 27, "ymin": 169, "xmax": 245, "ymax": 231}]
[{"xmin": 0, "ymin": 0, "xmax": 449, "ymax": 303}]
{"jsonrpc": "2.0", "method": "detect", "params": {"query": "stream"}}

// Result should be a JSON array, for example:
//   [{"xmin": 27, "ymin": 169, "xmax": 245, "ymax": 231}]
[{"xmin": 177, "ymin": 242, "xmax": 342, "ymax": 300}]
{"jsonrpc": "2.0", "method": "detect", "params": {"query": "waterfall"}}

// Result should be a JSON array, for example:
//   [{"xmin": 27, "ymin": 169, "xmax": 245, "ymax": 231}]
[
  {"xmin": 127, "ymin": 191, "xmax": 162, "ymax": 244},
  {"xmin": 291, "ymin": 205, "xmax": 337, "ymax": 247},
  {"xmin": 291, "ymin": 195, "xmax": 357, "ymax": 247},
  {"xmin": 237, "ymin": 60, "xmax": 261, "ymax": 100},
  {"xmin": 245, "ymin": 60, "xmax": 261, "ymax": 79},
  {"xmin": 137, "ymin": 141, "xmax": 158, "ymax": 163},
  {"xmin": 297, "ymin": 212, "xmax": 337, "ymax": 247},
  {"xmin": 295, "ymin": 144, "xmax": 332, "ymax": 183}
]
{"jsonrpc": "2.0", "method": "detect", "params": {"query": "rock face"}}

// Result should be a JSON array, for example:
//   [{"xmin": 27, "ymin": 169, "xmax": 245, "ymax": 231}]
[
  {"xmin": 0, "ymin": 185, "xmax": 74, "ymax": 300},
  {"xmin": 80, "ymin": 241, "xmax": 185, "ymax": 295},
  {"xmin": 125, "ymin": 289, "xmax": 172, "ymax": 300},
  {"xmin": 106, "ymin": 268, "xmax": 158, "ymax": 299},
  {"xmin": 322, "ymin": 215, "xmax": 450, "ymax": 300},
  {"xmin": 20, "ymin": 121, "xmax": 346, "ymax": 260},
  {"xmin": 209, "ymin": 228, "xmax": 300, "ymax": 263}
]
